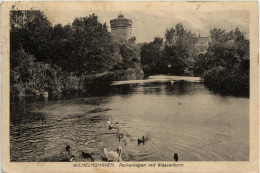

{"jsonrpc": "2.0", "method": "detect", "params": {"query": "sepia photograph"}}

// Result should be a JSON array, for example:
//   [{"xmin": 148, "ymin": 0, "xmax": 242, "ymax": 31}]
[{"xmin": 1, "ymin": 1, "xmax": 259, "ymax": 173}]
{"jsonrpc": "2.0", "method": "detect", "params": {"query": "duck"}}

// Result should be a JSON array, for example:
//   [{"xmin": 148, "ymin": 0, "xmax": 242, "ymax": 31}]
[
  {"xmin": 106, "ymin": 118, "xmax": 114, "ymax": 130},
  {"xmin": 82, "ymin": 152, "xmax": 94, "ymax": 161},
  {"xmin": 104, "ymin": 146, "xmax": 122, "ymax": 162},
  {"xmin": 173, "ymin": 153, "xmax": 179, "ymax": 162},
  {"xmin": 114, "ymin": 122, "xmax": 119, "ymax": 129},
  {"xmin": 66, "ymin": 145, "xmax": 71, "ymax": 154},
  {"xmin": 69, "ymin": 155, "xmax": 76, "ymax": 162},
  {"xmin": 138, "ymin": 136, "xmax": 145, "ymax": 145},
  {"xmin": 116, "ymin": 127, "xmax": 124, "ymax": 142},
  {"xmin": 116, "ymin": 126, "xmax": 123, "ymax": 137},
  {"xmin": 106, "ymin": 118, "xmax": 112, "ymax": 127},
  {"xmin": 61, "ymin": 155, "xmax": 76, "ymax": 162},
  {"xmin": 117, "ymin": 132, "xmax": 124, "ymax": 139},
  {"xmin": 108, "ymin": 122, "xmax": 119, "ymax": 130},
  {"xmin": 117, "ymin": 133, "xmax": 124, "ymax": 142}
]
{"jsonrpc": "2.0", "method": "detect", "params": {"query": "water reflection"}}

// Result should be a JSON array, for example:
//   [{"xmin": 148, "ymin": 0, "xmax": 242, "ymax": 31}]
[{"xmin": 10, "ymin": 76, "xmax": 249, "ymax": 162}]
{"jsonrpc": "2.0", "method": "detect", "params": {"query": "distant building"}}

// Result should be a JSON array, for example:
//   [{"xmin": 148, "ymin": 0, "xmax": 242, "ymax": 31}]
[
  {"xmin": 110, "ymin": 14, "xmax": 133, "ymax": 40},
  {"xmin": 194, "ymin": 34, "xmax": 211, "ymax": 55}
]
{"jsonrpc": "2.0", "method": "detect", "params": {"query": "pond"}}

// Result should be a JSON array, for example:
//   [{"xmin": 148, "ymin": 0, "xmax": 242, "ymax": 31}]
[{"xmin": 10, "ymin": 75, "xmax": 249, "ymax": 162}]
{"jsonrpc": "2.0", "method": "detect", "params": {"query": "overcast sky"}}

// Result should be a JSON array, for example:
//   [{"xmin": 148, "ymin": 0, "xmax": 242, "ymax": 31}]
[{"xmin": 45, "ymin": 10, "xmax": 249, "ymax": 43}]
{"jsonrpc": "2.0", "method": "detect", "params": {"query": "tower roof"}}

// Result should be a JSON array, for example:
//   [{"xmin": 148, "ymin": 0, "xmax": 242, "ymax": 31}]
[
  {"xmin": 118, "ymin": 14, "xmax": 124, "ymax": 19},
  {"xmin": 110, "ymin": 14, "xmax": 132, "ymax": 23}
]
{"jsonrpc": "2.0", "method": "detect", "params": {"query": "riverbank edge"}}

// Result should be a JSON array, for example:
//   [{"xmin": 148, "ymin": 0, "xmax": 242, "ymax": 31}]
[{"xmin": 11, "ymin": 67, "xmax": 145, "ymax": 97}]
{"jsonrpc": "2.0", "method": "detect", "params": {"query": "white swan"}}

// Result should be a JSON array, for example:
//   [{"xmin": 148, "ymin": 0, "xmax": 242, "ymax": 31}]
[
  {"xmin": 106, "ymin": 118, "xmax": 119, "ymax": 130},
  {"xmin": 104, "ymin": 146, "xmax": 122, "ymax": 162},
  {"xmin": 106, "ymin": 118, "xmax": 112, "ymax": 127}
]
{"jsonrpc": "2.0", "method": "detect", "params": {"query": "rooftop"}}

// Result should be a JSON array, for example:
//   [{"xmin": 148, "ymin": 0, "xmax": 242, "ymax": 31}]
[
  {"xmin": 110, "ymin": 14, "xmax": 132, "ymax": 23},
  {"xmin": 195, "ymin": 36, "xmax": 212, "ymax": 47},
  {"xmin": 118, "ymin": 14, "xmax": 124, "ymax": 19}
]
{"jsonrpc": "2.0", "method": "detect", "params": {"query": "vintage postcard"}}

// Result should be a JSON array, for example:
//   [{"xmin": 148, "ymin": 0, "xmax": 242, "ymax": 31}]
[{"xmin": 1, "ymin": 1, "xmax": 259, "ymax": 173}]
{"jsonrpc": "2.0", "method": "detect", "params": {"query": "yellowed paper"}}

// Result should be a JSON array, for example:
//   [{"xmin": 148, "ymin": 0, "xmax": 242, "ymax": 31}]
[{"xmin": 1, "ymin": 1, "xmax": 259, "ymax": 173}]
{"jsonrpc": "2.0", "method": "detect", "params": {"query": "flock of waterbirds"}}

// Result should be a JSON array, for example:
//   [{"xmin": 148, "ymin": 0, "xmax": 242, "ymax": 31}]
[{"xmin": 63, "ymin": 117, "xmax": 179, "ymax": 162}]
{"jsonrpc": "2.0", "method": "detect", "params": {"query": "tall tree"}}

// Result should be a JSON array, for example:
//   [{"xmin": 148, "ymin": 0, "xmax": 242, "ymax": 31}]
[
  {"xmin": 201, "ymin": 28, "xmax": 249, "ymax": 96},
  {"xmin": 165, "ymin": 28, "xmax": 175, "ymax": 46},
  {"xmin": 140, "ymin": 37, "xmax": 164, "ymax": 74},
  {"xmin": 10, "ymin": 10, "xmax": 53, "ymax": 63},
  {"xmin": 70, "ymin": 14, "xmax": 119, "ymax": 74},
  {"xmin": 163, "ymin": 23, "xmax": 197, "ymax": 74}
]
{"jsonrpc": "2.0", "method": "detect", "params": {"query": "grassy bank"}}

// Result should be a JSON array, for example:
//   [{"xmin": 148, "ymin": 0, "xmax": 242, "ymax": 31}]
[{"xmin": 11, "ymin": 61, "xmax": 144, "ymax": 98}]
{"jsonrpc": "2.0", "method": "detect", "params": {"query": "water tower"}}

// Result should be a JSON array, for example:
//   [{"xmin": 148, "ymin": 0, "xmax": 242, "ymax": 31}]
[{"xmin": 110, "ymin": 14, "xmax": 133, "ymax": 40}]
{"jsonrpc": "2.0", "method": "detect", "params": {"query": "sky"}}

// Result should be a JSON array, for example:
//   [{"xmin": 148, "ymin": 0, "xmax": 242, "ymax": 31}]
[{"xmin": 45, "ymin": 10, "xmax": 249, "ymax": 43}]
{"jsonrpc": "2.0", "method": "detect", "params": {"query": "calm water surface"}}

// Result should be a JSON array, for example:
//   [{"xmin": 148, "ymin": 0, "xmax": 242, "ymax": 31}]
[{"xmin": 10, "ymin": 75, "xmax": 249, "ymax": 161}]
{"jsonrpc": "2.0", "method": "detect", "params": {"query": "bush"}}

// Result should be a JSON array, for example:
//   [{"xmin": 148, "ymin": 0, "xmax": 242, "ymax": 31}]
[
  {"xmin": 197, "ymin": 28, "xmax": 249, "ymax": 97},
  {"xmin": 204, "ymin": 66, "xmax": 249, "ymax": 97}
]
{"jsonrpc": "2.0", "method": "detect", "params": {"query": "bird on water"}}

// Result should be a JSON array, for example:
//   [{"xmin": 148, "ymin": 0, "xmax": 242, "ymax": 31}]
[
  {"xmin": 106, "ymin": 117, "xmax": 112, "ymax": 128},
  {"xmin": 138, "ymin": 136, "xmax": 145, "ymax": 145},
  {"xmin": 61, "ymin": 155, "xmax": 76, "ymax": 162},
  {"xmin": 82, "ymin": 152, "xmax": 94, "ymax": 161},
  {"xmin": 173, "ymin": 153, "xmax": 179, "ymax": 162},
  {"xmin": 104, "ymin": 146, "xmax": 122, "ymax": 162},
  {"xmin": 106, "ymin": 118, "xmax": 119, "ymax": 130},
  {"xmin": 66, "ymin": 145, "xmax": 71, "ymax": 154},
  {"xmin": 62, "ymin": 145, "xmax": 75, "ymax": 162}
]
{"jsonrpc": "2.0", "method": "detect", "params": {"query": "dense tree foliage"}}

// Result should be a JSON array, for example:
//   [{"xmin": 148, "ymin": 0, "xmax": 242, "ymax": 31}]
[
  {"xmin": 69, "ymin": 15, "xmax": 119, "ymax": 74},
  {"xmin": 10, "ymin": 10, "xmax": 142, "ymax": 96},
  {"xmin": 140, "ymin": 37, "xmax": 164, "ymax": 74},
  {"xmin": 10, "ymin": 10, "xmax": 249, "ymax": 97},
  {"xmin": 10, "ymin": 11, "xmax": 53, "ymax": 63},
  {"xmin": 140, "ymin": 23, "xmax": 197, "ymax": 75},
  {"xmin": 194, "ymin": 28, "xmax": 249, "ymax": 96}
]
